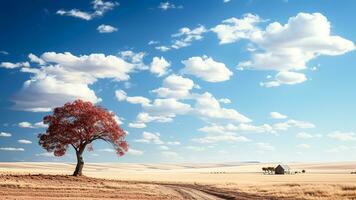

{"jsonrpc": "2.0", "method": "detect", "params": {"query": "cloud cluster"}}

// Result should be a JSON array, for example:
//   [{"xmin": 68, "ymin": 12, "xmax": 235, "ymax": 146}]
[
  {"xmin": 260, "ymin": 71, "xmax": 307, "ymax": 87},
  {"xmin": 158, "ymin": 2, "xmax": 183, "ymax": 10},
  {"xmin": 118, "ymin": 77, "xmax": 198, "ymax": 127},
  {"xmin": 123, "ymin": 71, "xmax": 249, "ymax": 128},
  {"xmin": 115, "ymin": 90, "xmax": 151, "ymax": 106},
  {"xmin": 18, "ymin": 121, "xmax": 47, "ymax": 128},
  {"xmin": 328, "ymin": 131, "xmax": 356, "ymax": 141},
  {"xmin": 7, "ymin": 51, "xmax": 145, "ymax": 112},
  {"xmin": 57, "ymin": 0, "xmax": 118, "ymax": 20},
  {"xmin": 134, "ymin": 132, "xmax": 180, "ymax": 160},
  {"xmin": 213, "ymin": 12, "xmax": 355, "ymax": 87},
  {"xmin": 273, "ymin": 119, "xmax": 315, "ymax": 131},
  {"xmin": 192, "ymin": 134, "xmax": 250, "ymax": 144},
  {"xmin": 143, "ymin": 98, "xmax": 192, "ymax": 120},
  {"xmin": 127, "ymin": 90, "xmax": 250, "ymax": 129},
  {"xmin": 155, "ymin": 25, "xmax": 207, "ymax": 51},
  {"xmin": 198, "ymin": 123, "xmax": 273, "ymax": 134},
  {"xmin": 296, "ymin": 132, "xmax": 322, "ymax": 139},
  {"xmin": 193, "ymin": 112, "xmax": 316, "ymax": 145}
]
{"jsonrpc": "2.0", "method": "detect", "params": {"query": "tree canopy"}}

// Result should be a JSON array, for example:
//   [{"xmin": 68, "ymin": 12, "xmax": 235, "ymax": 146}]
[{"xmin": 38, "ymin": 99, "xmax": 128, "ymax": 175}]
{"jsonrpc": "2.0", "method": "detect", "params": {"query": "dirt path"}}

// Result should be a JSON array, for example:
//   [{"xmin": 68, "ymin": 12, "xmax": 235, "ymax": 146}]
[{"xmin": 164, "ymin": 185, "xmax": 226, "ymax": 200}]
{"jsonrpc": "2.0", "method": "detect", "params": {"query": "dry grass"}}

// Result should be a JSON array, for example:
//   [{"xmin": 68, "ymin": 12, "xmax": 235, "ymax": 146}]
[
  {"xmin": 212, "ymin": 183, "xmax": 356, "ymax": 200},
  {"xmin": 0, "ymin": 174, "xmax": 184, "ymax": 200},
  {"xmin": 2, "ymin": 174, "xmax": 356, "ymax": 200},
  {"xmin": 1, "ymin": 162, "xmax": 356, "ymax": 199}
]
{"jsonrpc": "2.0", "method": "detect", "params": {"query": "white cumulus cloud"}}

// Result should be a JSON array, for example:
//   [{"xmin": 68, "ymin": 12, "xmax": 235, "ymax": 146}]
[
  {"xmin": 0, "ymin": 132, "xmax": 11, "ymax": 137},
  {"xmin": 149, "ymin": 56, "xmax": 170, "ymax": 77},
  {"xmin": 261, "ymin": 71, "xmax": 307, "ymax": 87},
  {"xmin": 194, "ymin": 92, "xmax": 251, "ymax": 123},
  {"xmin": 115, "ymin": 90, "xmax": 151, "ymax": 106},
  {"xmin": 213, "ymin": 12, "xmax": 355, "ymax": 86},
  {"xmin": 193, "ymin": 133, "xmax": 250, "ymax": 144},
  {"xmin": 0, "ymin": 147, "xmax": 24, "ymax": 151},
  {"xmin": 18, "ymin": 139, "xmax": 32, "ymax": 144},
  {"xmin": 181, "ymin": 56, "xmax": 233, "ymax": 82},
  {"xmin": 198, "ymin": 123, "xmax": 273, "ymax": 134},
  {"xmin": 135, "ymin": 131, "xmax": 163, "ymax": 144},
  {"xmin": 97, "ymin": 24, "xmax": 118, "ymax": 33},
  {"xmin": 158, "ymin": 2, "xmax": 183, "ymax": 10},
  {"xmin": 296, "ymin": 132, "xmax": 322, "ymax": 139},
  {"xmin": 151, "ymin": 74, "xmax": 195, "ymax": 99},
  {"xmin": 127, "ymin": 148, "xmax": 144, "ymax": 156},
  {"xmin": 211, "ymin": 13, "xmax": 262, "ymax": 44},
  {"xmin": 128, "ymin": 122, "xmax": 146, "ymax": 129},
  {"xmin": 328, "ymin": 131, "xmax": 356, "ymax": 141},
  {"xmin": 18, "ymin": 121, "xmax": 47, "ymax": 128},
  {"xmin": 0, "ymin": 62, "xmax": 29, "ymax": 69},
  {"xmin": 270, "ymin": 112, "xmax": 287, "ymax": 119},
  {"xmin": 156, "ymin": 25, "xmax": 207, "ymax": 51},
  {"xmin": 9, "ymin": 51, "xmax": 145, "ymax": 112}
]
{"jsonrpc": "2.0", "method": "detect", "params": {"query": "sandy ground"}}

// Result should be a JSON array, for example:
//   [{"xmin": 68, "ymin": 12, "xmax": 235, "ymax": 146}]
[{"xmin": 1, "ymin": 162, "xmax": 356, "ymax": 199}]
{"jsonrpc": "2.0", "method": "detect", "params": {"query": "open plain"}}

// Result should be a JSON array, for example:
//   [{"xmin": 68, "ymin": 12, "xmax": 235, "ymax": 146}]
[{"xmin": 0, "ymin": 162, "xmax": 356, "ymax": 199}]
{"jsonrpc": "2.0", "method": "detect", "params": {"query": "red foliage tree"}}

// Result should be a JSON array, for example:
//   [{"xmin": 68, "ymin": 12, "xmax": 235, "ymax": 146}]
[{"xmin": 38, "ymin": 99, "xmax": 128, "ymax": 176}]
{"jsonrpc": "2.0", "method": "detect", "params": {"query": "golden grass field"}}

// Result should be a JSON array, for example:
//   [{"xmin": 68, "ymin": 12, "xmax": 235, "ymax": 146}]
[{"xmin": 1, "ymin": 162, "xmax": 356, "ymax": 199}]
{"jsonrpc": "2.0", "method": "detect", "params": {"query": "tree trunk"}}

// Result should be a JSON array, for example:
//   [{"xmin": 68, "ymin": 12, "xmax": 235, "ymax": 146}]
[{"xmin": 73, "ymin": 151, "xmax": 84, "ymax": 176}]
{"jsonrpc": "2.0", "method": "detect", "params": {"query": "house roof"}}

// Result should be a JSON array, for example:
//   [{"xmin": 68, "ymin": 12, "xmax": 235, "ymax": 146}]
[{"xmin": 276, "ymin": 164, "xmax": 290, "ymax": 170}]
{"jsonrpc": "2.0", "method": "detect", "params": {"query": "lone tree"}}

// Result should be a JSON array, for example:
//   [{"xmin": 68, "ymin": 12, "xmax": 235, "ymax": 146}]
[{"xmin": 38, "ymin": 99, "xmax": 128, "ymax": 176}]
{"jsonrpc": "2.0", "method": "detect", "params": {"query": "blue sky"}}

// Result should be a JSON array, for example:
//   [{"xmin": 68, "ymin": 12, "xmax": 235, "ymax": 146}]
[{"xmin": 1, "ymin": 0, "xmax": 356, "ymax": 163}]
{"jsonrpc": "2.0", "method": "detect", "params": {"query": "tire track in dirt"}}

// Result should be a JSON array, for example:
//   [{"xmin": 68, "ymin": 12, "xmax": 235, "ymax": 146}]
[{"xmin": 164, "ymin": 185, "xmax": 226, "ymax": 200}]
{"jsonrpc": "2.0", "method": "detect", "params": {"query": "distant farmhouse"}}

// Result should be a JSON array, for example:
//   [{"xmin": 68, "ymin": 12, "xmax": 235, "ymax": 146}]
[{"xmin": 275, "ymin": 164, "xmax": 291, "ymax": 175}]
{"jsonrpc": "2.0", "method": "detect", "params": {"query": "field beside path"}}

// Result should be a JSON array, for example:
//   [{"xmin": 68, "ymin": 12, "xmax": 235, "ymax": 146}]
[{"xmin": 1, "ymin": 162, "xmax": 356, "ymax": 199}]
